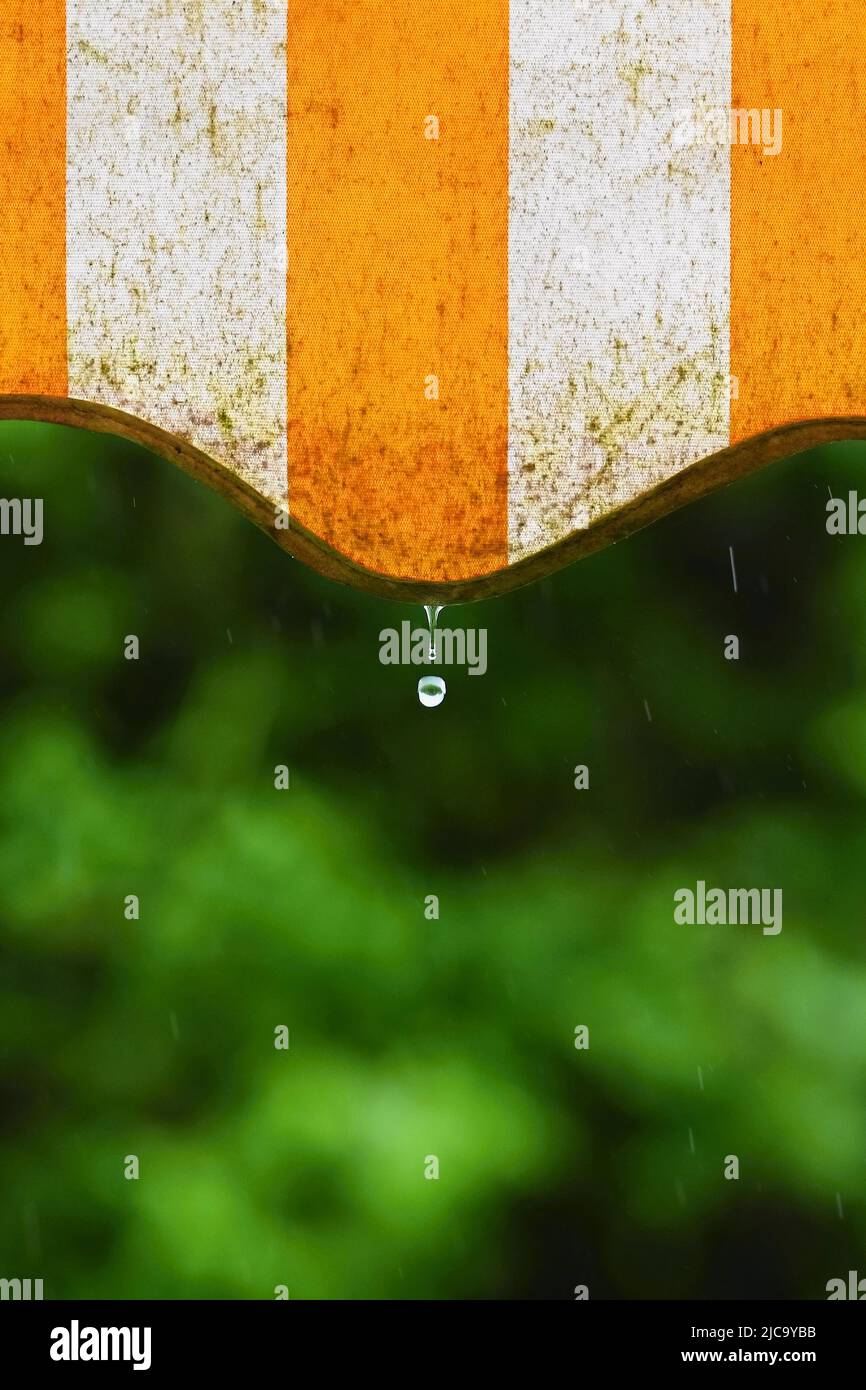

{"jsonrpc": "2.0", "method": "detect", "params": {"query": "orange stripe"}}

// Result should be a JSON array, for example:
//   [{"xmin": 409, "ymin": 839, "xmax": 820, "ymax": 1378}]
[
  {"xmin": 287, "ymin": 1, "xmax": 508, "ymax": 582},
  {"xmin": 731, "ymin": 1, "xmax": 866, "ymax": 442},
  {"xmin": 0, "ymin": 1, "xmax": 66, "ymax": 396}
]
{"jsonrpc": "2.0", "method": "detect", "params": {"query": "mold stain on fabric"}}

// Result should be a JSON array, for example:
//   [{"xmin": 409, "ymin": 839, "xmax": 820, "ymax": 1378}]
[
  {"xmin": 77, "ymin": 38, "xmax": 109, "ymax": 67},
  {"xmin": 511, "ymin": 325, "xmax": 727, "ymax": 560},
  {"xmin": 525, "ymin": 116, "xmax": 557, "ymax": 138},
  {"xmin": 166, "ymin": 0, "xmax": 274, "ymax": 34},
  {"xmin": 618, "ymin": 57, "xmax": 654, "ymax": 111}
]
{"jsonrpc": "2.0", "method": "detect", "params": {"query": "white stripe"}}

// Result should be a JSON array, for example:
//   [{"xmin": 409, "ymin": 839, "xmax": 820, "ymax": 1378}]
[
  {"xmin": 67, "ymin": 1, "xmax": 287, "ymax": 507},
  {"xmin": 508, "ymin": 0, "xmax": 730, "ymax": 560}
]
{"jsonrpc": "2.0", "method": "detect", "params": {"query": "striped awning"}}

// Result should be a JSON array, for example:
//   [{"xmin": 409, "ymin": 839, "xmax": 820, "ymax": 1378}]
[{"xmin": 1, "ymin": 1, "xmax": 864, "ymax": 600}]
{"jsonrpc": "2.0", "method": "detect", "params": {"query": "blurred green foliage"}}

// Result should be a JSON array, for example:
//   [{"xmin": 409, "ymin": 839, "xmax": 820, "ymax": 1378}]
[{"xmin": 1, "ymin": 422, "xmax": 866, "ymax": 1299}]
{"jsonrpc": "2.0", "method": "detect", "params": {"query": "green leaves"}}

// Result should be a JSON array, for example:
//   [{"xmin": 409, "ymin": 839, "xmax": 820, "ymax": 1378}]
[{"xmin": 2, "ymin": 425, "xmax": 866, "ymax": 1297}]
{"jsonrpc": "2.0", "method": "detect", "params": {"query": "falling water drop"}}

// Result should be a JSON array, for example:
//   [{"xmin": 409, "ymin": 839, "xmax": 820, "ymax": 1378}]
[
  {"xmin": 418, "ymin": 673, "xmax": 446, "ymax": 707},
  {"xmin": 423, "ymin": 603, "xmax": 443, "ymax": 659},
  {"xmin": 417, "ymin": 603, "xmax": 446, "ymax": 706}
]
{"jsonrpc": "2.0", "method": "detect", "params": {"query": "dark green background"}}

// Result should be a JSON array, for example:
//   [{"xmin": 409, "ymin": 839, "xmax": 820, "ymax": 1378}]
[{"xmin": 1, "ymin": 423, "xmax": 865, "ymax": 1299}]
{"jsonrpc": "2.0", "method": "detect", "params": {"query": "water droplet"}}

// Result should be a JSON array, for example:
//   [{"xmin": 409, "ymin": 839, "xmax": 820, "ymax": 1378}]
[
  {"xmin": 417, "ymin": 603, "xmax": 446, "ymax": 705},
  {"xmin": 423, "ymin": 602, "xmax": 444, "ymax": 662},
  {"xmin": 418, "ymin": 674, "xmax": 446, "ymax": 708}
]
